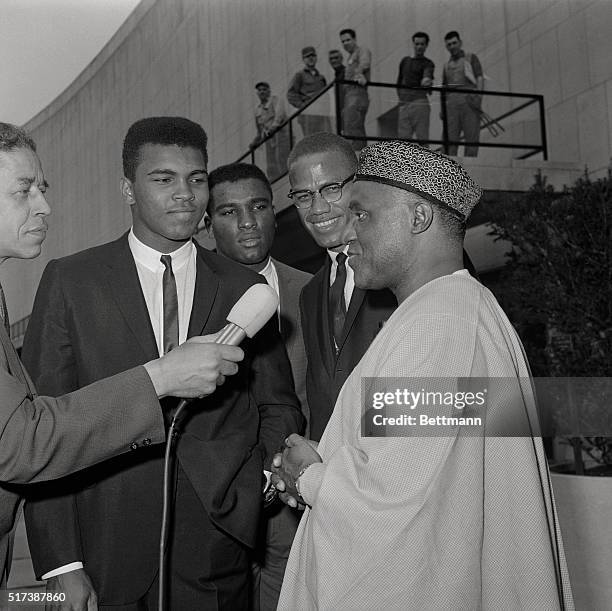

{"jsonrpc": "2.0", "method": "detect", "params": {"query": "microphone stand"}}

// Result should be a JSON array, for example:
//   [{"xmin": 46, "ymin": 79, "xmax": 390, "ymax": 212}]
[
  {"xmin": 158, "ymin": 401, "xmax": 189, "ymax": 611},
  {"xmin": 157, "ymin": 324, "xmax": 245, "ymax": 610},
  {"xmin": 155, "ymin": 283, "xmax": 277, "ymax": 609}
]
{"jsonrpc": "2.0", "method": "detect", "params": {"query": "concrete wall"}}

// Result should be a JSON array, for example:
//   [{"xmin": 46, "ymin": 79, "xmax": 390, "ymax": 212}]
[{"xmin": 3, "ymin": 0, "xmax": 611, "ymax": 323}]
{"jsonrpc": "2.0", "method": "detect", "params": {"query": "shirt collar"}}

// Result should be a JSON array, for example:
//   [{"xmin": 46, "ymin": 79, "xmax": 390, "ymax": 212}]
[
  {"xmin": 128, "ymin": 228, "xmax": 195, "ymax": 272},
  {"xmin": 258, "ymin": 256, "xmax": 274, "ymax": 278},
  {"xmin": 450, "ymin": 50, "xmax": 466, "ymax": 60}
]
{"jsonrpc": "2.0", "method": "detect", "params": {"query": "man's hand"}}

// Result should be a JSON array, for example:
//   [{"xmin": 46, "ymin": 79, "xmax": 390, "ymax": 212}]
[
  {"xmin": 45, "ymin": 569, "xmax": 97, "ymax": 611},
  {"xmin": 354, "ymin": 74, "xmax": 367, "ymax": 86},
  {"xmin": 271, "ymin": 434, "xmax": 322, "ymax": 508},
  {"xmin": 143, "ymin": 332, "xmax": 244, "ymax": 398},
  {"xmin": 467, "ymin": 92, "xmax": 483, "ymax": 111}
]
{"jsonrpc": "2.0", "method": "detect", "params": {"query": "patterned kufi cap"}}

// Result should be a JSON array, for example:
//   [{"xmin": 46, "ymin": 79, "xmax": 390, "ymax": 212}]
[{"xmin": 356, "ymin": 141, "xmax": 482, "ymax": 220}]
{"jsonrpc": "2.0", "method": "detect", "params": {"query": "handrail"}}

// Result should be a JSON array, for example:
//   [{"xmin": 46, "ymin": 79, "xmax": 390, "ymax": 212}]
[
  {"xmin": 9, "ymin": 314, "xmax": 30, "ymax": 346},
  {"xmin": 369, "ymin": 80, "xmax": 547, "ymax": 160},
  {"xmin": 237, "ymin": 80, "xmax": 547, "ymax": 182},
  {"xmin": 236, "ymin": 82, "xmax": 335, "ymax": 166}
]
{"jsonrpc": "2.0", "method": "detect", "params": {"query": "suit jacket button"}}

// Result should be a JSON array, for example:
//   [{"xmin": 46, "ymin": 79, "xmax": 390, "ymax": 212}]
[
  {"xmin": 130, "ymin": 442, "xmax": 139, "ymax": 450},
  {"xmin": 143, "ymin": 438, "xmax": 152, "ymax": 446}
]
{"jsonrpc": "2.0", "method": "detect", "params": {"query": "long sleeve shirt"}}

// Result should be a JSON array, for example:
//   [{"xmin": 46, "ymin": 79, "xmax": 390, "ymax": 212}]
[
  {"xmin": 344, "ymin": 45, "xmax": 371, "ymax": 83},
  {"xmin": 287, "ymin": 68, "xmax": 327, "ymax": 109}
]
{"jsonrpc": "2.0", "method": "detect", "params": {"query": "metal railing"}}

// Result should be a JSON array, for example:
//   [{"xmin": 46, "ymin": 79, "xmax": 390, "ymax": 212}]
[
  {"xmin": 383, "ymin": 81, "xmax": 547, "ymax": 160},
  {"xmin": 9, "ymin": 314, "xmax": 30, "ymax": 348},
  {"xmin": 236, "ymin": 82, "xmax": 336, "ymax": 182},
  {"xmin": 237, "ymin": 80, "xmax": 547, "ymax": 184}
]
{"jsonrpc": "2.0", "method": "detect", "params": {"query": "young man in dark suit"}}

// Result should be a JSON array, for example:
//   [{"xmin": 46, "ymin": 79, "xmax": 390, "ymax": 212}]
[
  {"xmin": 0, "ymin": 122, "xmax": 244, "ymax": 588},
  {"xmin": 22, "ymin": 117, "xmax": 303, "ymax": 609},
  {"xmin": 287, "ymin": 133, "xmax": 397, "ymax": 441},
  {"xmin": 205, "ymin": 161, "xmax": 310, "ymax": 611}
]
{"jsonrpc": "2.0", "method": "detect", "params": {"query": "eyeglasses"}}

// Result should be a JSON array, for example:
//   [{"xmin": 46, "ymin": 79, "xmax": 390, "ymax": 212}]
[
  {"xmin": 288, "ymin": 174, "xmax": 355, "ymax": 209},
  {"xmin": 303, "ymin": 53, "xmax": 317, "ymax": 59}
]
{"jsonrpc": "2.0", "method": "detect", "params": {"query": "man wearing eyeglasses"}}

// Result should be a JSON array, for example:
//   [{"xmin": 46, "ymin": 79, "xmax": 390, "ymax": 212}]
[
  {"xmin": 287, "ymin": 47, "xmax": 332, "ymax": 138},
  {"xmin": 287, "ymin": 133, "xmax": 396, "ymax": 441}
]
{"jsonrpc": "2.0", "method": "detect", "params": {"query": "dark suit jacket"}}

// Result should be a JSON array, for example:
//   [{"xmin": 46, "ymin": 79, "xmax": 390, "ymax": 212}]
[
  {"xmin": 299, "ymin": 256, "xmax": 397, "ymax": 441},
  {"xmin": 22, "ymin": 234, "xmax": 303, "ymax": 604},
  {"xmin": 0, "ymin": 322, "xmax": 164, "ymax": 586},
  {"xmin": 273, "ymin": 259, "xmax": 312, "ymax": 427}
]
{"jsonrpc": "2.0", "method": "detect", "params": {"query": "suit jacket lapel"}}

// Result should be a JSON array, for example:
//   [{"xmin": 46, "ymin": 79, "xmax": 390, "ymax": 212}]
[
  {"xmin": 273, "ymin": 260, "xmax": 291, "ymax": 342},
  {"xmin": 188, "ymin": 244, "xmax": 219, "ymax": 337},
  {"xmin": 317, "ymin": 258, "xmax": 337, "ymax": 371},
  {"xmin": 0, "ymin": 324, "xmax": 35, "ymax": 397},
  {"xmin": 105, "ymin": 234, "xmax": 159, "ymax": 359},
  {"xmin": 276, "ymin": 273, "xmax": 288, "ymax": 342},
  {"xmin": 337, "ymin": 286, "xmax": 366, "ymax": 354}
]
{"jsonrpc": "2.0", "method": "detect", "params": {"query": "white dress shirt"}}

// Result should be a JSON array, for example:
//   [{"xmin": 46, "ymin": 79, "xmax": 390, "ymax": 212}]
[
  {"xmin": 128, "ymin": 230, "xmax": 197, "ymax": 355},
  {"xmin": 258, "ymin": 257, "xmax": 279, "ymax": 300},
  {"xmin": 259, "ymin": 257, "xmax": 281, "ymax": 332},
  {"xmin": 328, "ymin": 247, "xmax": 354, "ymax": 310},
  {"xmin": 42, "ymin": 230, "xmax": 197, "ymax": 579},
  {"xmin": 256, "ymin": 257, "xmax": 278, "ymax": 490}
]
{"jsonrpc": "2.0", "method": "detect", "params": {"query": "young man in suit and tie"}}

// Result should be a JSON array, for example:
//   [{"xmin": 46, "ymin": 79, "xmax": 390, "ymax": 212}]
[
  {"xmin": 205, "ymin": 162, "xmax": 311, "ymax": 611},
  {"xmin": 0, "ymin": 122, "xmax": 244, "ymax": 587},
  {"xmin": 287, "ymin": 132, "xmax": 397, "ymax": 442},
  {"xmin": 21, "ymin": 117, "xmax": 303, "ymax": 609}
]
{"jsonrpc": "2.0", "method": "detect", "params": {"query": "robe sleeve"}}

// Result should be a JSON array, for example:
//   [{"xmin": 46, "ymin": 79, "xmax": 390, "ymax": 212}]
[{"xmin": 299, "ymin": 311, "xmax": 477, "ymax": 509}]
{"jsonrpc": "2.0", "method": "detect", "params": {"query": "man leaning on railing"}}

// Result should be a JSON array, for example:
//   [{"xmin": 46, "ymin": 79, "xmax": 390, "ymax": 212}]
[
  {"xmin": 249, "ymin": 81, "xmax": 290, "ymax": 181},
  {"xmin": 396, "ymin": 31, "xmax": 435, "ymax": 146},
  {"xmin": 442, "ymin": 30, "xmax": 484, "ymax": 157}
]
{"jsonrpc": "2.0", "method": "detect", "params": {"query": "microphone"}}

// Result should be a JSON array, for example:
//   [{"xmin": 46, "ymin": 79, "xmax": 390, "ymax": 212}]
[
  {"xmin": 174, "ymin": 283, "xmax": 279, "ymax": 410},
  {"xmin": 214, "ymin": 283, "xmax": 279, "ymax": 346}
]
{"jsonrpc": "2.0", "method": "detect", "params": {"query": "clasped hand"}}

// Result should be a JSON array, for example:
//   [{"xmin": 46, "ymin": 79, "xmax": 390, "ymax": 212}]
[{"xmin": 271, "ymin": 433, "xmax": 322, "ymax": 508}]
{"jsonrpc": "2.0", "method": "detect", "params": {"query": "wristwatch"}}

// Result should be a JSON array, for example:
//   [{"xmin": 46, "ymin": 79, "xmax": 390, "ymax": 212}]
[
  {"xmin": 294, "ymin": 464, "xmax": 313, "ymax": 501},
  {"xmin": 263, "ymin": 481, "xmax": 278, "ymax": 508}
]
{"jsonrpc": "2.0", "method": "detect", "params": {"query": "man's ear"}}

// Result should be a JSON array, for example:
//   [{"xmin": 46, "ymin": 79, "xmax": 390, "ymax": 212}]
[
  {"xmin": 203, "ymin": 213, "xmax": 213, "ymax": 237},
  {"xmin": 120, "ymin": 177, "xmax": 134, "ymax": 205},
  {"xmin": 411, "ymin": 201, "xmax": 434, "ymax": 234}
]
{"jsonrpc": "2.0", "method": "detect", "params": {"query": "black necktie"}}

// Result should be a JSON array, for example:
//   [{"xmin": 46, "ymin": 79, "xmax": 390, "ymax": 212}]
[
  {"xmin": 160, "ymin": 255, "xmax": 179, "ymax": 354},
  {"xmin": 0, "ymin": 281, "xmax": 10, "ymax": 335},
  {"xmin": 329, "ymin": 252, "xmax": 347, "ymax": 351}
]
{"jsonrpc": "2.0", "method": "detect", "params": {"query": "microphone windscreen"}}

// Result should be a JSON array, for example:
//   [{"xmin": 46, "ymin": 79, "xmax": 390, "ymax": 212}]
[{"xmin": 226, "ymin": 283, "xmax": 279, "ymax": 338}]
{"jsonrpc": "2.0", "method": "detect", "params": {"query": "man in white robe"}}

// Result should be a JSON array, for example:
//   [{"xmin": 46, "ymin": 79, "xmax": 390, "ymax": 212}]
[{"xmin": 272, "ymin": 141, "xmax": 574, "ymax": 610}]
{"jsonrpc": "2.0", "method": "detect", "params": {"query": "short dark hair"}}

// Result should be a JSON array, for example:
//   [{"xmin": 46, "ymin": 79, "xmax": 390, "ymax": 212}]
[
  {"xmin": 412, "ymin": 31, "xmax": 430, "ymax": 44},
  {"xmin": 340, "ymin": 28, "xmax": 356, "ymax": 39},
  {"xmin": 435, "ymin": 203, "xmax": 466, "ymax": 241},
  {"xmin": 401, "ymin": 191, "xmax": 466, "ymax": 242},
  {"xmin": 287, "ymin": 132, "xmax": 357, "ymax": 173},
  {"xmin": 444, "ymin": 31, "xmax": 461, "ymax": 41},
  {"xmin": 329, "ymin": 49, "xmax": 342, "ymax": 56},
  {"xmin": 122, "ymin": 116, "xmax": 208, "ymax": 181},
  {"xmin": 207, "ymin": 163, "xmax": 272, "ymax": 214},
  {"xmin": 0, "ymin": 122, "xmax": 36, "ymax": 154}
]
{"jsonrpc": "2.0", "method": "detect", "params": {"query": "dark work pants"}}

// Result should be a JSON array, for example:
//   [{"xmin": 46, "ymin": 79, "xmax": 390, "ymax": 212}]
[
  {"xmin": 446, "ymin": 92, "xmax": 480, "ymax": 157},
  {"xmin": 342, "ymin": 85, "xmax": 369, "ymax": 151}
]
